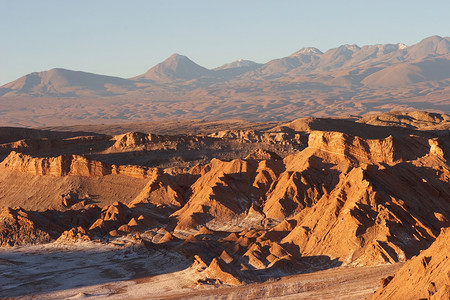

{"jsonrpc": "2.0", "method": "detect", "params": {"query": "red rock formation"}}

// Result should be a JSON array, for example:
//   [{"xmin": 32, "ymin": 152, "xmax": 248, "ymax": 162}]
[
  {"xmin": 172, "ymin": 158, "xmax": 259, "ymax": 234},
  {"xmin": 0, "ymin": 151, "xmax": 159, "ymax": 179},
  {"xmin": 370, "ymin": 227, "xmax": 450, "ymax": 300},
  {"xmin": 0, "ymin": 114, "xmax": 449, "ymax": 288},
  {"xmin": 245, "ymin": 148, "xmax": 282, "ymax": 160},
  {"xmin": 89, "ymin": 201, "xmax": 132, "ymax": 234},
  {"xmin": 111, "ymin": 132, "xmax": 154, "ymax": 150},
  {"xmin": 129, "ymin": 169, "xmax": 185, "ymax": 207},
  {"xmin": 0, "ymin": 207, "xmax": 52, "ymax": 246},
  {"xmin": 112, "ymin": 164, "xmax": 159, "ymax": 179},
  {"xmin": 57, "ymin": 226, "xmax": 91, "ymax": 243},
  {"xmin": 277, "ymin": 155, "xmax": 449, "ymax": 265},
  {"xmin": 205, "ymin": 258, "xmax": 242, "ymax": 286},
  {"xmin": 307, "ymin": 131, "xmax": 430, "ymax": 164},
  {"xmin": 1, "ymin": 151, "xmax": 111, "ymax": 176}
]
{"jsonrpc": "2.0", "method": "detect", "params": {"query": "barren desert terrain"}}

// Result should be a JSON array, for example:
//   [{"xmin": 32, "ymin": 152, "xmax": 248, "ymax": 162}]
[
  {"xmin": 1, "ymin": 34, "xmax": 450, "ymax": 299},
  {"xmin": 0, "ymin": 110, "xmax": 449, "ymax": 299}
]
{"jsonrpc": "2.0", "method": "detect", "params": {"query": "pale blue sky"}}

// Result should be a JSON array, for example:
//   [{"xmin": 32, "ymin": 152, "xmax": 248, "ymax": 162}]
[{"xmin": 1, "ymin": 0, "xmax": 449, "ymax": 85}]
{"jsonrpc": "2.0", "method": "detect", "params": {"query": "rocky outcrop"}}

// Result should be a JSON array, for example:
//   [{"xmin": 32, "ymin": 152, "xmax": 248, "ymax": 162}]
[
  {"xmin": 307, "ymin": 131, "xmax": 432, "ymax": 164},
  {"xmin": 0, "ymin": 204, "xmax": 102, "ymax": 246},
  {"xmin": 308, "ymin": 131, "xmax": 396, "ymax": 163},
  {"xmin": 245, "ymin": 148, "xmax": 282, "ymax": 160},
  {"xmin": 281, "ymin": 155, "xmax": 449, "ymax": 265},
  {"xmin": 358, "ymin": 111, "xmax": 450, "ymax": 131},
  {"xmin": 1, "ymin": 151, "xmax": 112, "ymax": 176},
  {"xmin": 429, "ymin": 138, "xmax": 447, "ymax": 160},
  {"xmin": 263, "ymin": 170, "xmax": 325, "ymax": 220},
  {"xmin": 129, "ymin": 170, "xmax": 185, "ymax": 207},
  {"xmin": 172, "ymin": 158, "xmax": 260, "ymax": 234},
  {"xmin": 208, "ymin": 129, "xmax": 302, "ymax": 146},
  {"xmin": 60, "ymin": 191, "xmax": 81, "ymax": 207},
  {"xmin": 0, "ymin": 151, "xmax": 159, "ymax": 179},
  {"xmin": 57, "ymin": 226, "xmax": 91, "ymax": 243},
  {"xmin": 205, "ymin": 258, "xmax": 242, "ymax": 286},
  {"xmin": 371, "ymin": 227, "xmax": 450, "ymax": 300},
  {"xmin": 113, "ymin": 164, "xmax": 159, "ymax": 179},
  {"xmin": 0, "ymin": 207, "xmax": 52, "ymax": 246},
  {"xmin": 111, "ymin": 132, "xmax": 163, "ymax": 150},
  {"xmin": 89, "ymin": 201, "xmax": 132, "ymax": 234}
]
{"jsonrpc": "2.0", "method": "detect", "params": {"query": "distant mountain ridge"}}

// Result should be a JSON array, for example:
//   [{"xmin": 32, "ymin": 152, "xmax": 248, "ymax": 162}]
[
  {"xmin": 133, "ymin": 53, "xmax": 212, "ymax": 82},
  {"xmin": 0, "ymin": 68, "xmax": 135, "ymax": 97},
  {"xmin": 214, "ymin": 59, "xmax": 261, "ymax": 70},
  {"xmin": 1, "ymin": 35, "xmax": 449, "ymax": 125},
  {"xmin": 1, "ymin": 35, "xmax": 449, "ymax": 97}
]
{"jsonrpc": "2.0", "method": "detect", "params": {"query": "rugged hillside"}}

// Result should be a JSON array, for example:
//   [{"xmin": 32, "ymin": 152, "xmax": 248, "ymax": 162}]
[
  {"xmin": 0, "ymin": 150, "xmax": 174, "ymax": 179},
  {"xmin": 357, "ymin": 110, "xmax": 450, "ymax": 131},
  {"xmin": 0, "ymin": 68, "xmax": 136, "ymax": 97},
  {"xmin": 361, "ymin": 58, "xmax": 450, "ymax": 87},
  {"xmin": 370, "ymin": 227, "xmax": 450, "ymax": 300},
  {"xmin": 0, "ymin": 112, "xmax": 448, "ymax": 286},
  {"xmin": 133, "ymin": 54, "xmax": 212, "ymax": 82},
  {"xmin": 0, "ymin": 127, "xmax": 302, "ymax": 168}
]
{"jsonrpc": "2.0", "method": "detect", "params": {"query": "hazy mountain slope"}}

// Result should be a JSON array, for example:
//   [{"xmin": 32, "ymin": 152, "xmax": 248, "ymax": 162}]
[
  {"xmin": 214, "ymin": 59, "xmax": 261, "ymax": 70},
  {"xmin": 403, "ymin": 35, "xmax": 450, "ymax": 60},
  {"xmin": 3, "ymin": 35, "xmax": 449, "ymax": 93},
  {"xmin": 362, "ymin": 58, "xmax": 450, "ymax": 87},
  {"xmin": 0, "ymin": 68, "xmax": 135, "ymax": 97},
  {"xmin": 133, "ymin": 53, "xmax": 212, "ymax": 82},
  {"xmin": 213, "ymin": 59, "xmax": 263, "ymax": 79},
  {"xmin": 1, "ymin": 36, "xmax": 449, "ymax": 126}
]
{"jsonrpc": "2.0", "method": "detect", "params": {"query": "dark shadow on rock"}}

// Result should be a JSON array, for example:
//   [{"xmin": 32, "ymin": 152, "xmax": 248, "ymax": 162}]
[
  {"xmin": 0, "ymin": 127, "xmax": 105, "ymax": 144},
  {"xmin": 240, "ymin": 254, "xmax": 343, "ymax": 284}
]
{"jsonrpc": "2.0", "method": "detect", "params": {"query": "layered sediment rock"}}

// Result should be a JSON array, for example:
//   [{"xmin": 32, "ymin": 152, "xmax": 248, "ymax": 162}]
[
  {"xmin": 0, "ymin": 151, "xmax": 158, "ymax": 179},
  {"xmin": 371, "ymin": 227, "xmax": 450, "ymax": 300},
  {"xmin": 307, "ymin": 131, "xmax": 430, "ymax": 164},
  {"xmin": 111, "ymin": 132, "xmax": 163, "ymax": 150},
  {"xmin": 129, "ymin": 170, "xmax": 185, "ymax": 207},
  {"xmin": 1, "ymin": 151, "xmax": 112, "ymax": 176},
  {"xmin": 172, "ymin": 158, "xmax": 259, "ymax": 233}
]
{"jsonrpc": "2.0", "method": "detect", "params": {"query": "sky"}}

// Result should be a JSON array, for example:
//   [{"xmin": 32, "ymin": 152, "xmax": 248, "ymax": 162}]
[{"xmin": 1, "ymin": 0, "xmax": 449, "ymax": 85}]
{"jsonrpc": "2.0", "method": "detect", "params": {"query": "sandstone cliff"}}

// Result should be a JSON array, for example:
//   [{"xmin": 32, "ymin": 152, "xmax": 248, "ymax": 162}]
[
  {"xmin": 0, "ymin": 151, "xmax": 159, "ymax": 179},
  {"xmin": 1, "ymin": 151, "xmax": 112, "ymax": 176},
  {"xmin": 371, "ymin": 227, "xmax": 450, "ymax": 300}
]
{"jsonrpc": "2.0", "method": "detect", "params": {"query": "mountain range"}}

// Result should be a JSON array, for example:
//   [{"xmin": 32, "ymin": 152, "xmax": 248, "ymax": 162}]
[
  {"xmin": 2, "ymin": 35, "xmax": 450, "ymax": 96},
  {"xmin": 1, "ymin": 35, "xmax": 449, "ymax": 126}
]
